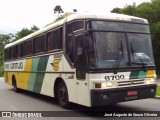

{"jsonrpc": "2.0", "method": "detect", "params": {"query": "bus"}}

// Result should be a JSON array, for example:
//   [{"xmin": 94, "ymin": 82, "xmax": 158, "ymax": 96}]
[{"xmin": 4, "ymin": 13, "xmax": 157, "ymax": 108}]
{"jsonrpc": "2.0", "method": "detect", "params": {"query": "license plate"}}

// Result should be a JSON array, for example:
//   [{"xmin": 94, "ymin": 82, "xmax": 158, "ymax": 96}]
[{"xmin": 127, "ymin": 90, "xmax": 137, "ymax": 96}]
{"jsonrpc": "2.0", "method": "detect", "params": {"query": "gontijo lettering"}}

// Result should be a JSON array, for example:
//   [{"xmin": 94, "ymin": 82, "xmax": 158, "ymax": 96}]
[
  {"xmin": 5, "ymin": 62, "xmax": 23, "ymax": 69},
  {"xmin": 10, "ymin": 62, "xmax": 23, "ymax": 69}
]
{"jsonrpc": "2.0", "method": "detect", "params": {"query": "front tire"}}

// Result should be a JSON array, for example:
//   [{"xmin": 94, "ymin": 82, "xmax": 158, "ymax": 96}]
[{"xmin": 57, "ymin": 81, "xmax": 70, "ymax": 108}]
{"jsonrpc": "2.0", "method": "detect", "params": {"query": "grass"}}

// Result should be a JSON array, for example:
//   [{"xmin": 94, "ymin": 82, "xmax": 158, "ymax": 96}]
[{"xmin": 156, "ymin": 85, "xmax": 160, "ymax": 96}]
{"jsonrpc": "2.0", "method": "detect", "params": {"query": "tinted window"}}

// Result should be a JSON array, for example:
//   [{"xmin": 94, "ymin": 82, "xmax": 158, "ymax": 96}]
[
  {"xmin": 16, "ymin": 44, "xmax": 22, "ymax": 58},
  {"xmin": 88, "ymin": 21, "xmax": 149, "ymax": 33},
  {"xmin": 47, "ymin": 28, "xmax": 62, "ymax": 51},
  {"xmin": 24, "ymin": 40, "xmax": 32, "ymax": 56},
  {"xmin": 35, "ymin": 35, "xmax": 45, "ymax": 54},
  {"xmin": 11, "ymin": 47, "xmax": 15, "ymax": 59},
  {"xmin": 66, "ymin": 21, "xmax": 84, "ymax": 34},
  {"xmin": 4, "ymin": 48, "xmax": 11, "ymax": 60},
  {"xmin": 66, "ymin": 21, "xmax": 84, "ymax": 63}
]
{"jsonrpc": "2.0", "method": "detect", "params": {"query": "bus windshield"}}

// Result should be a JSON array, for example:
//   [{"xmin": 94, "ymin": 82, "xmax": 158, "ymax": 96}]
[{"xmin": 87, "ymin": 21, "xmax": 155, "ymax": 69}]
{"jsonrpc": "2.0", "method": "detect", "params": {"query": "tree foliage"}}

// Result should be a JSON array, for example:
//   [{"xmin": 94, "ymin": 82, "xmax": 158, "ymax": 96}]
[
  {"xmin": 111, "ymin": 7, "xmax": 121, "ymax": 13},
  {"xmin": 111, "ymin": 0, "xmax": 160, "ymax": 75},
  {"xmin": 54, "ymin": 5, "xmax": 64, "ymax": 17},
  {"xmin": 0, "ymin": 34, "xmax": 13, "ymax": 59},
  {"xmin": 15, "ymin": 25, "xmax": 39, "ymax": 40},
  {"xmin": 0, "ymin": 33, "xmax": 14, "ymax": 76},
  {"xmin": 121, "ymin": 3, "xmax": 137, "ymax": 15}
]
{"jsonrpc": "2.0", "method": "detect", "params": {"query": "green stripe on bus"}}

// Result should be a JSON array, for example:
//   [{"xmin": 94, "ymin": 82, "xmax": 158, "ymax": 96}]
[
  {"xmin": 130, "ymin": 71, "xmax": 147, "ymax": 79},
  {"xmin": 33, "ymin": 56, "xmax": 49, "ymax": 93},
  {"xmin": 28, "ymin": 57, "xmax": 40, "ymax": 91},
  {"xmin": 138, "ymin": 71, "xmax": 147, "ymax": 78},
  {"xmin": 130, "ymin": 71, "xmax": 139, "ymax": 79}
]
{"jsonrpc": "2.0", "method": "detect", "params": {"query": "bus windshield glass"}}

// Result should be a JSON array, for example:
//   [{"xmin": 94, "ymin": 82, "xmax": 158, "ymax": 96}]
[{"xmin": 87, "ymin": 21, "xmax": 155, "ymax": 69}]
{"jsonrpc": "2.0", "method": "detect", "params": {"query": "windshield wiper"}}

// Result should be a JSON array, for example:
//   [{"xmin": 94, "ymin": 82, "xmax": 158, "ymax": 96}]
[
  {"xmin": 130, "ymin": 42, "xmax": 147, "ymax": 71},
  {"xmin": 114, "ymin": 40, "xmax": 124, "ymax": 74}
]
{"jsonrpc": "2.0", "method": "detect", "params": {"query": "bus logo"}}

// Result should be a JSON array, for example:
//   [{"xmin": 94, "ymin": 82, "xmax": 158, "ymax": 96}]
[{"xmin": 53, "ymin": 59, "xmax": 61, "ymax": 71}]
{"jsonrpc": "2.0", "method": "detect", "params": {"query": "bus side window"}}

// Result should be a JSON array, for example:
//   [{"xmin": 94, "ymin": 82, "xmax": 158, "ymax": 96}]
[
  {"xmin": 17, "ymin": 44, "xmax": 22, "ymax": 58},
  {"xmin": 66, "ymin": 21, "xmax": 84, "ymax": 63},
  {"xmin": 47, "ymin": 28, "xmax": 62, "ymax": 52},
  {"xmin": 24, "ymin": 39, "xmax": 33, "ymax": 56},
  {"xmin": 35, "ymin": 35, "xmax": 45, "ymax": 54},
  {"xmin": 15, "ymin": 45, "xmax": 18, "ymax": 58},
  {"xmin": 11, "ymin": 47, "xmax": 15, "ymax": 59},
  {"xmin": 66, "ymin": 36, "xmax": 74, "ymax": 63},
  {"xmin": 4, "ymin": 49, "xmax": 10, "ymax": 60}
]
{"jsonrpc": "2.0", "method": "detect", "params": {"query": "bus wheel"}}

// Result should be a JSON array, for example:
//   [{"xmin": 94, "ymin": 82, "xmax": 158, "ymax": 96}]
[
  {"xmin": 57, "ymin": 81, "xmax": 70, "ymax": 108},
  {"xmin": 12, "ymin": 78, "xmax": 20, "ymax": 93}
]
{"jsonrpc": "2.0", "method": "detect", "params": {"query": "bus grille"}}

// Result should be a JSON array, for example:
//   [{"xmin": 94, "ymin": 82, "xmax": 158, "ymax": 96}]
[{"xmin": 117, "ymin": 79, "xmax": 145, "ymax": 87}]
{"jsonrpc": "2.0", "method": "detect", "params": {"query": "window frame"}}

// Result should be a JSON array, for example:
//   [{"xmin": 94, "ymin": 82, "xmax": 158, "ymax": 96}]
[{"xmin": 65, "ymin": 20, "xmax": 85, "ymax": 65}]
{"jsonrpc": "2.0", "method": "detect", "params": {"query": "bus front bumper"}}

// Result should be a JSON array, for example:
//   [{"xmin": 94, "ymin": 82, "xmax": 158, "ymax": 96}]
[{"xmin": 91, "ymin": 84, "xmax": 157, "ymax": 107}]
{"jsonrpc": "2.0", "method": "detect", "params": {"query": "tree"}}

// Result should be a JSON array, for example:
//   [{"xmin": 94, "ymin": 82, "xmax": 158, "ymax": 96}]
[
  {"xmin": 120, "ymin": 3, "xmax": 137, "ymax": 16},
  {"xmin": 31, "ymin": 25, "xmax": 39, "ymax": 32},
  {"xmin": 73, "ymin": 9, "xmax": 77, "ymax": 12},
  {"xmin": 15, "ymin": 25, "xmax": 39, "ymax": 40},
  {"xmin": 54, "ymin": 5, "xmax": 64, "ymax": 17},
  {"xmin": 111, "ymin": 7, "xmax": 121, "ymax": 13},
  {"xmin": 0, "ymin": 33, "xmax": 14, "ymax": 45},
  {"xmin": 136, "ymin": 2, "xmax": 154, "ymax": 24},
  {"xmin": 15, "ymin": 28, "xmax": 32, "ymax": 40},
  {"xmin": 0, "ymin": 33, "xmax": 14, "ymax": 67},
  {"xmin": 111, "ymin": 0, "xmax": 160, "ymax": 76}
]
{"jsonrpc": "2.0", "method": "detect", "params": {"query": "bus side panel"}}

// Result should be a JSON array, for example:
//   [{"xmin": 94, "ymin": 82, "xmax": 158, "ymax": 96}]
[
  {"xmin": 40, "ymin": 55, "xmax": 55, "ymax": 97},
  {"xmin": 33, "ymin": 56, "xmax": 49, "ymax": 93},
  {"xmin": 40, "ymin": 73, "xmax": 52, "ymax": 97},
  {"xmin": 40, "ymin": 54, "xmax": 68, "ymax": 97},
  {"xmin": 4, "ymin": 71, "xmax": 8, "ymax": 84},
  {"xmin": 4, "ymin": 71, "xmax": 20, "ymax": 88},
  {"xmin": 28, "ymin": 56, "xmax": 49, "ymax": 93},
  {"xmin": 18, "ymin": 58, "xmax": 32, "ymax": 90},
  {"xmin": 62, "ymin": 55, "xmax": 77, "ymax": 103},
  {"xmin": 4, "ymin": 71, "xmax": 12, "ymax": 86},
  {"xmin": 28, "ymin": 57, "xmax": 40, "ymax": 91},
  {"xmin": 40, "ymin": 54, "xmax": 77, "ymax": 103}
]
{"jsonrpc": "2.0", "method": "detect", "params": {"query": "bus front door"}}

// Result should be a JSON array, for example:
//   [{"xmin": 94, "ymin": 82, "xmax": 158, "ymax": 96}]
[{"xmin": 74, "ymin": 33, "xmax": 90, "ymax": 106}]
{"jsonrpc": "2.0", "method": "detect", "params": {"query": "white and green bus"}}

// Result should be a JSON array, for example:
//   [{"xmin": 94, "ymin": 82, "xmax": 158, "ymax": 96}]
[{"xmin": 4, "ymin": 13, "xmax": 157, "ymax": 108}]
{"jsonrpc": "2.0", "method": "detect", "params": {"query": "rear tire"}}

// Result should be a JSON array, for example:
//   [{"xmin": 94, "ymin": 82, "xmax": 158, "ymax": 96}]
[
  {"xmin": 57, "ymin": 81, "xmax": 70, "ymax": 108},
  {"xmin": 12, "ymin": 77, "xmax": 20, "ymax": 93}
]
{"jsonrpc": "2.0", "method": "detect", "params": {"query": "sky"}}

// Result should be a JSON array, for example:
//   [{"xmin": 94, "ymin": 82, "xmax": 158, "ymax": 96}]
[{"xmin": 0, "ymin": 0, "xmax": 151, "ymax": 34}]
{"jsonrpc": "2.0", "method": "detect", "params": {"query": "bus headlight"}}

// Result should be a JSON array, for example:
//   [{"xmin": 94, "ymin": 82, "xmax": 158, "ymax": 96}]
[
  {"xmin": 102, "ymin": 82, "xmax": 113, "ymax": 88},
  {"xmin": 95, "ymin": 82, "xmax": 117, "ymax": 89},
  {"xmin": 145, "ymin": 78, "xmax": 156, "ymax": 84}
]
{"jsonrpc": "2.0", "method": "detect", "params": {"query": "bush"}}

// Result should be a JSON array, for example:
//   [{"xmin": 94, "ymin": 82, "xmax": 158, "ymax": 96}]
[
  {"xmin": 156, "ymin": 85, "xmax": 160, "ymax": 96},
  {"xmin": 0, "ymin": 65, "xmax": 4, "ymax": 77}
]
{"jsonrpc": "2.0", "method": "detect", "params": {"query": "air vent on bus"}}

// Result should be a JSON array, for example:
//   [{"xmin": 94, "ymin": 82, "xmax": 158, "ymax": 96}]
[{"xmin": 117, "ymin": 79, "xmax": 145, "ymax": 87}]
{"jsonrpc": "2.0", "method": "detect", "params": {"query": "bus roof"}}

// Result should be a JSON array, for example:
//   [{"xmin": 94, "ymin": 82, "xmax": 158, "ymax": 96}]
[{"xmin": 4, "ymin": 12, "xmax": 148, "ymax": 49}]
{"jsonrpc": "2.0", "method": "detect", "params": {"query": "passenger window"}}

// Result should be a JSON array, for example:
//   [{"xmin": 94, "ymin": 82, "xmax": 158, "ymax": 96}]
[
  {"xmin": 35, "ymin": 35, "xmax": 45, "ymax": 54},
  {"xmin": 47, "ymin": 28, "xmax": 63, "ymax": 51}
]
